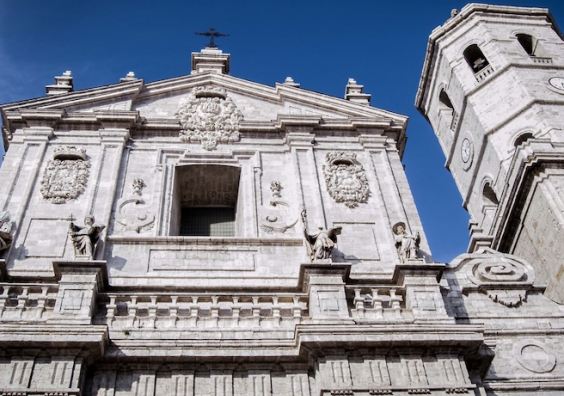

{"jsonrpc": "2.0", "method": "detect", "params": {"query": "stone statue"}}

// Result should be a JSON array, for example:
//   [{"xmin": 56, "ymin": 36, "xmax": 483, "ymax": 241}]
[
  {"xmin": 0, "ymin": 211, "xmax": 13, "ymax": 253},
  {"xmin": 69, "ymin": 215, "xmax": 105, "ymax": 259},
  {"xmin": 301, "ymin": 210, "xmax": 342, "ymax": 262},
  {"xmin": 392, "ymin": 221, "xmax": 420, "ymax": 263}
]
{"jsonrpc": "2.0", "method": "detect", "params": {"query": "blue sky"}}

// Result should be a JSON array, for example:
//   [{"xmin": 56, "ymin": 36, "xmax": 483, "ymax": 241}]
[{"xmin": 1, "ymin": 0, "xmax": 563, "ymax": 262}]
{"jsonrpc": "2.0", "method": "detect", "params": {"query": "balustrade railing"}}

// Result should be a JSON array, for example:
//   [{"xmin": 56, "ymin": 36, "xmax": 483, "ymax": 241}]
[
  {"xmin": 531, "ymin": 56, "xmax": 552, "ymax": 64},
  {"xmin": 97, "ymin": 292, "xmax": 309, "ymax": 329},
  {"xmin": 350, "ymin": 287, "xmax": 409, "ymax": 321},
  {"xmin": 0, "ymin": 283, "xmax": 58, "ymax": 321},
  {"xmin": 474, "ymin": 64, "xmax": 494, "ymax": 82}
]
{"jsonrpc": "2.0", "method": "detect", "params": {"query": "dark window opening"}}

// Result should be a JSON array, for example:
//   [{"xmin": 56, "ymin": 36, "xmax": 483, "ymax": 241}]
[
  {"xmin": 180, "ymin": 207, "xmax": 235, "ymax": 237},
  {"xmin": 483, "ymin": 183, "xmax": 499, "ymax": 206},
  {"xmin": 172, "ymin": 164, "xmax": 241, "ymax": 237},
  {"xmin": 463, "ymin": 44, "xmax": 490, "ymax": 73},
  {"xmin": 514, "ymin": 133, "xmax": 534, "ymax": 147},
  {"xmin": 439, "ymin": 89, "xmax": 454, "ymax": 110},
  {"xmin": 516, "ymin": 34, "xmax": 535, "ymax": 56}
]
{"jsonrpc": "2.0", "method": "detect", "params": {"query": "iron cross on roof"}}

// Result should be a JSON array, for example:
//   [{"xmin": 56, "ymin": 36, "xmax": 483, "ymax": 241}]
[{"xmin": 195, "ymin": 28, "xmax": 229, "ymax": 48}]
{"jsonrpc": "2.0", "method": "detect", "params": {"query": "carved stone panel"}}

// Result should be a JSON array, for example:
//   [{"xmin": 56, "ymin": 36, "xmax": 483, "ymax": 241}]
[
  {"xmin": 176, "ymin": 86, "xmax": 243, "ymax": 150},
  {"xmin": 323, "ymin": 152, "xmax": 369, "ymax": 208},
  {"xmin": 40, "ymin": 146, "xmax": 90, "ymax": 204}
]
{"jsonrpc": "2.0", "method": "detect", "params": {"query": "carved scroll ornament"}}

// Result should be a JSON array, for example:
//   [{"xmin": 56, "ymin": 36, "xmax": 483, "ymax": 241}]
[
  {"xmin": 40, "ymin": 146, "xmax": 90, "ymax": 204},
  {"xmin": 451, "ymin": 248, "xmax": 535, "ymax": 307},
  {"xmin": 176, "ymin": 86, "xmax": 243, "ymax": 150},
  {"xmin": 323, "ymin": 151, "xmax": 369, "ymax": 208}
]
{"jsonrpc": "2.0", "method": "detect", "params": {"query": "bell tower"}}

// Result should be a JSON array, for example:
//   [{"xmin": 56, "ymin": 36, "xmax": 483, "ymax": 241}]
[{"xmin": 416, "ymin": 4, "xmax": 564, "ymax": 301}]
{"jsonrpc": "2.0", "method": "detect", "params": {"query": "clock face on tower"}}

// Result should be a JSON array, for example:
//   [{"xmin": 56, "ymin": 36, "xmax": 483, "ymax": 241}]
[{"xmin": 461, "ymin": 137, "xmax": 474, "ymax": 170}]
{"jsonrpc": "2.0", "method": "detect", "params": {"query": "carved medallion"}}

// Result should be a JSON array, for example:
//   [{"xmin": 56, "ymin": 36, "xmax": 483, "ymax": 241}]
[
  {"xmin": 548, "ymin": 77, "xmax": 564, "ymax": 94},
  {"xmin": 40, "ymin": 146, "xmax": 90, "ymax": 204},
  {"xmin": 323, "ymin": 152, "xmax": 369, "ymax": 208},
  {"xmin": 515, "ymin": 341, "xmax": 557, "ymax": 373},
  {"xmin": 176, "ymin": 86, "xmax": 243, "ymax": 150}
]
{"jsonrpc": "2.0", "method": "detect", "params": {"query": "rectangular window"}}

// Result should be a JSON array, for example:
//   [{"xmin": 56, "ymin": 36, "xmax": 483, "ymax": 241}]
[
  {"xmin": 180, "ymin": 207, "xmax": 235, "ymax": 237},
  {"xmin": 171, "ymin": 164, "xmax": 241, "ymax": 236}
]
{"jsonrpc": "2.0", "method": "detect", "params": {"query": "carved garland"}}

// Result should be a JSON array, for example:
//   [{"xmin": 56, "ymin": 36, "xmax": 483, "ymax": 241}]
[
  {"xmin": 176, "ymin": 86, "xmax": 243, "ymax": 151},
  {"xmin": 40, "ymin": 146, "xmax": 90, "ymax": 204},
  {"xmin": 323, "ymin": 151, "xmax": 369, "ymax": 208}
]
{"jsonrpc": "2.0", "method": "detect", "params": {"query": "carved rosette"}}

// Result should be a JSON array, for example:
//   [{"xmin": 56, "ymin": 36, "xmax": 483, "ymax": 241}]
[
  {"xmin": 323, "ymin": 151, "xmax": 369, "ymax": 208},
  {"xmin": 40, "ymin": 146, "xmax": 90, "ymax": 204},
  {"xmin": 176, "ymin": 86, "xmax": 243, "ymax": 150},
  {"xmin": 451, "ymin": 248, "xmax": 535, "ymax": 307}
]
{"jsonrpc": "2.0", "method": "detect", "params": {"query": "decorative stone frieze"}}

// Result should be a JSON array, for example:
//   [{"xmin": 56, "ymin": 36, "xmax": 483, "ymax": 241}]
[
  {"xmin": 176, "ymin": 85, "xmax": 243, "ymax": 150},
  {"xmin": 40, "ymin": 146, "xmax": 90, "ymax": 204},
  {"xmin": 323, "ymin": 151, "xmax": 369, "ymax": 208}
]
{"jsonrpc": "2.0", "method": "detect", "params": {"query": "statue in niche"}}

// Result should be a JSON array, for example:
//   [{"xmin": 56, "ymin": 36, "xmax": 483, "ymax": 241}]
[
  {"xmin": 301, "ymin": 210, "xmax": 342, "ymax": 262},
  {"xmin": 392, "ymin": 221, "xmax": 420, "ymax": 263},
  {"xmin": 68, "ymin": 215, "xmax": 105, "ymax": 259},
  {"xmin": 0, "ymin": 211, "xmax": 13, "ymax": 253}
]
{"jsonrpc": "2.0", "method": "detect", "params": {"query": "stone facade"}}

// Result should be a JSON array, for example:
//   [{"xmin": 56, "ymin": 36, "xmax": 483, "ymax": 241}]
[{"xmin": 0, "ymin": 4, "xmax": 562, "ymax": 395}]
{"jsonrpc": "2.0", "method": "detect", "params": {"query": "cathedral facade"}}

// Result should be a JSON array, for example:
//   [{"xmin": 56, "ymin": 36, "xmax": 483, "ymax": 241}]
[{"xmin": 0, "ymin": 3, "xmax": 563, "ymax": 395}]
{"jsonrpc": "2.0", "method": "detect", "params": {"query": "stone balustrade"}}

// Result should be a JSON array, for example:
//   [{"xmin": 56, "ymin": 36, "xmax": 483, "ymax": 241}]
[
  {"xmin": 0, "ymin": 283, "xmax": 58, "ymax": 321},
  {"xmin": 474, "ymin": 64, "xmax": 494, "ymax": 82},
  {"xmin": 97, "ymin": 292, "xmax": 309, "ymax": 329},
  {"xmin": 350, "ymin": 287, "xmax": 409, "ymax": 321},
  {"xmin": 531, "ymin": 56, "xmax": 552, "ymax": 64}
]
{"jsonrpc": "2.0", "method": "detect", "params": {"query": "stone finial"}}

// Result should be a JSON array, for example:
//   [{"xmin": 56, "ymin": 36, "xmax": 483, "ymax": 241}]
[
  {"xmin": 120, "ymin": 71, "xmax": 137, "ymax": 82},
  {"xmin": 46, "ymin": 70, "xmax": 74, "ymax": 95},
  {"xmin": 450, "ymin": 9, "xmax": 459, "ymax": 18},
  {"xmin": 191, "ymin": 47, "xmax": 230, "ymax": 75},
  {"xmin": 344, "ymin": 78, "xmax": 371, "ymax": 105},
  {"xmin": 283, "ymin": 76, "xmax": 300, "ymax": 88}
]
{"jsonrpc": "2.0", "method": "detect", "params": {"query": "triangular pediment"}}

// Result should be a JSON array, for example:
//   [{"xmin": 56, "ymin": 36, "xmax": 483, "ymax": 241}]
[{"xmin": 1, "ymin": 72, "xmax": 406, "ymax": 127}]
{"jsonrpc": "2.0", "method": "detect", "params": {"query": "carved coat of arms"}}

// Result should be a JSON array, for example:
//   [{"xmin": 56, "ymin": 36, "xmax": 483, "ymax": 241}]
[
  {"xmin": 40, "ymin": 146, "xmax": 90, "ymax": 204},
  {"xmin": 176, "ymin": 86, "xmax": 243, "ymax": 150},
  {"xmin": 323, "ymin": 151, "xmax": 369, "ymax": 208}
]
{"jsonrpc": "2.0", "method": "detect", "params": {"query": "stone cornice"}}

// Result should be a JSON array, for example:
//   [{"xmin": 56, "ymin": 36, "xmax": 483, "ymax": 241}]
[{"xmin": 102, "ymin": 323, "xmax": 484, "ymax": 360}]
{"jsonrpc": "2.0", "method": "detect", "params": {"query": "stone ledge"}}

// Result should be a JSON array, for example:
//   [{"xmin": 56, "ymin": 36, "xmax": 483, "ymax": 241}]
[{"xmin": 0, "ymin": 324, "xmax": 108, "ymax": 356}]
